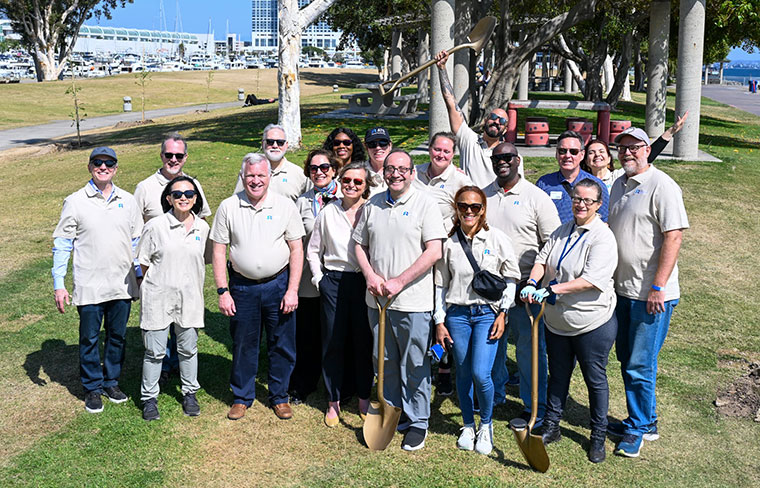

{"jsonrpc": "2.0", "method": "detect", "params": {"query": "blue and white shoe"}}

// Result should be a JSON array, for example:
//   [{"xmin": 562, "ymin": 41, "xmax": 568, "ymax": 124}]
[{"xmin": 615, "ymin": 434, "xmax": 643, "ymax": 458}]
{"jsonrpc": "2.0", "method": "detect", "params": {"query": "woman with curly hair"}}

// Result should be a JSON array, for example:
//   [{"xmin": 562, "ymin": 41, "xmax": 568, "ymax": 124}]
[{"xmin": 322, "ymin": 127, "xmax": 366, "ymax": 168}]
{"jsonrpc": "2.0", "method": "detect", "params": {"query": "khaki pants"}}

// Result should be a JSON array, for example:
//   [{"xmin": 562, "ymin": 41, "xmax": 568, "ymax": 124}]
[{"xmin": 141, "ymin": 324, "xmax": 200, "ymax": 401}]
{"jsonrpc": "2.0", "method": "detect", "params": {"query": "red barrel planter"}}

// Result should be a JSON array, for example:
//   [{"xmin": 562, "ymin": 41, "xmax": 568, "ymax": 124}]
[
  {"xmin": 525, "ymin": 117, "xmax": 550, "ymax": 146},
  {"xmin": 609, "ymin": 120, "xmax": 631, "ymax": 142},
  {"xmin": 525, "ymin": 133, "xmax": 550, "ymax": 146},
  {"xmin": 566, "ymin": 117, "xmax": 593, "ymax": 145}
]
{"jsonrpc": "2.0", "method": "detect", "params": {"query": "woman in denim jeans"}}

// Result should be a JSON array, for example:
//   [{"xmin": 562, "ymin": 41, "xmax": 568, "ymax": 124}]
[{"xmin": 434, "ymin": 186, "xmax": 520, "ymax": 455}]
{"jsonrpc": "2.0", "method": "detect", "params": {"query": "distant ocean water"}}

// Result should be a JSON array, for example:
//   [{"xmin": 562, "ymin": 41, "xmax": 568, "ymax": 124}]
[{"xmin": 722, "ymin": 68, "xmax": 760, "ymax": 83}]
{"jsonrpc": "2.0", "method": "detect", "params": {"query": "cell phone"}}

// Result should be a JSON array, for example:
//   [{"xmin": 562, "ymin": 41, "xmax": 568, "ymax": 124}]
[{"xmin": 444, "ymin": 337, "xmax": 453, "ymax": 352}]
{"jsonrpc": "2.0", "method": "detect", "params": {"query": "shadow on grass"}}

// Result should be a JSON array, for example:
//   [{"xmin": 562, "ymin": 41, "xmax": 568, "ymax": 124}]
[
  {"xmin": 299, "ymin": 71, "xmax": 379, "ymax": 88},
  {"xmin": 23, "ymin": 338, "xmax": 80, "ymax": 396}
]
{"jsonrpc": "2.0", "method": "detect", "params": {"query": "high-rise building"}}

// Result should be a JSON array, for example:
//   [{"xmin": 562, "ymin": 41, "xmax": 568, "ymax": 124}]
[{"xmin": 250, "ymin": 0, "xmax": 344, "ymax": 54}]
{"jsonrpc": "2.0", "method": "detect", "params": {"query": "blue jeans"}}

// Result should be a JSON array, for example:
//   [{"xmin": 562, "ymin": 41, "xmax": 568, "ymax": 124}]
[
  {"xmin": 510, "ymin": 303, "xmax": 547, "ymax": 418},
  {"xmin": 446, "ymin": 305, "xmax": 500, "ymax": 425},
  {"xmin": 77, "ymin": 299, "xmax": 131, "ymax": 393},
  {"xmin": 615, "ymin": 296, "xmax": 678, "ymax": 435},
  {"xmin": 492, "ymin": 322, "xmax": 515, "ymax": 404}
]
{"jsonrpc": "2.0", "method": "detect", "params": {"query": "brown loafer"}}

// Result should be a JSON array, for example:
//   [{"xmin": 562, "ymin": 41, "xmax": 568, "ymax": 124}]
[
  {"xmin": 272, "ymin": 402, "xmax": 293, "ymax": 420},
  {"xmin": 227, "ymin": 403, "xmax": 247, "ymax": 420}
]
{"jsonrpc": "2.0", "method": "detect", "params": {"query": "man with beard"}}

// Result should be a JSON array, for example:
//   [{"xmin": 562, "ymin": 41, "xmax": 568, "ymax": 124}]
[
  {"xmin": 482, "ymin": 142, "xmax": 560, "ymax": 423},
  {"xmin": 434, "ymin": 50, "xmax": 523, "ymax": 188},
  {"xmin": 233, "ymin": 124, "xmax": 311, "ymax": 201},
  {"xmin": 364, "ymin": 126, "xmax": 392, "ymax": 196}
]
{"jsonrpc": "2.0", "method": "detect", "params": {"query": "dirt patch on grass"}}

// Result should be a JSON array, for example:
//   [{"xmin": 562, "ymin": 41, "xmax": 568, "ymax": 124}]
[
  {"xmin": 715, "ymin": 362, "xmax": 760, "ymax": 421},
  {"xmin": 1, "ymin": 313, "xmax": 44, "ymax": 333},
  {"xmin": 114, "ymin": 119, "xmax": 155, "ymax": 129}
]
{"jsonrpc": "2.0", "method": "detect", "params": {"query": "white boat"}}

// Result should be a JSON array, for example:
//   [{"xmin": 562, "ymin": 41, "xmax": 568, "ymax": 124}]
[
  {"xmin": 245, "ymin": 55, "xmax": 265, "ymax": 69},
  {"xmin": 344, "ymin": 60, "xmax": 364, "ymax": 69},
  {"xmin": 307, "ymin": 56, "xmax": 326, "ymax": 68}
]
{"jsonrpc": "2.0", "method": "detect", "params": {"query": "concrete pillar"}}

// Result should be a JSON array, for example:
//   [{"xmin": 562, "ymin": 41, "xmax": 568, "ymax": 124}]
[
  {"xmin": 564, "ymin": 60, "xmax": 572, "ymax": 94},
  {"xmin": 417, "ymin": 29, "xmax": 430, "ymax": 101},
  {"xmin": 391, "ymin": 30, "xmax": 403, "ymax": 80},
  {"xmin": 719, "ymin": 62, "xmax": 724, "ymax": 85},
  {"xmin": 430, "ymin": 0, "xmax": 456, "ymax": 138},
  {"xmin": 704, "ymin": 65, "xmax": 708, "ymax": 85},
  {"xmin": 674, "ymin": 0, "xmax": 706, "ymax": 160},
  {"xmin": 572, "ymin": 75, "xmax": 578, "ymax": 93},
  {"xmin": 454, "ymin": 0, "xmax": 472, "ymax": 113},
  {"xmin": 645, "ymin": 0, "xmax": 670, "ymax": 138},
  {"xmin": 517, "ymin": 31, "xmax": 529, "ymax": 100}
]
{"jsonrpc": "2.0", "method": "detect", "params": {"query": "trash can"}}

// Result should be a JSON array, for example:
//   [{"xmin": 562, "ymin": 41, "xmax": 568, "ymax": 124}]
[
  {"xmin": 333, "ymin": 84, "xmax": 339, "ymax": 93},
  {"xmin": 238, "ymin": 88, "xmax": 245, "ymax": 101},
  {"xmin": 123, "ymin": 96, "xmax": 132, "ymax": 112}
]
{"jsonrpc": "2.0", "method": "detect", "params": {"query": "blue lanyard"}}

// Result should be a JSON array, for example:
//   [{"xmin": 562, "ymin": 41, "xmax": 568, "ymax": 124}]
[
  {"xmin": 556, "ymin": 224, "xmax": 587, "ymax": 272},
  {"xmin": 385, "ymin": 190, "xmax": 396, "ymax": 206}
]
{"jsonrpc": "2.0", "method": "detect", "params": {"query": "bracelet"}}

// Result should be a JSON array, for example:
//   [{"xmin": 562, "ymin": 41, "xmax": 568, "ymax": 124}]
[
  {"xmin": 651, "ymin": 285, "xmax": 663, "ymax": 291},
  {"xmin": 527, "ymin": 278, "xmax": 537, "ymax": 287}
]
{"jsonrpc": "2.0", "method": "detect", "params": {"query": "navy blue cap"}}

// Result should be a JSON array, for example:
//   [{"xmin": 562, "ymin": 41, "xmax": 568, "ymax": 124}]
[
  {"xmin": 89, "ymin": 146, "xmax": 118, "ymax": 163},
  {"xmin": 365, "ymin": 127, "xmax": 390, "ymax": 143}
]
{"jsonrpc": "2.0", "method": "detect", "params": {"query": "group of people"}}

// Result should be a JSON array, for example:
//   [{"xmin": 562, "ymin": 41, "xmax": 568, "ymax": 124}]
[{"xmin": 52, "ymin": 52, "xmax": 688, "ymax": 463}]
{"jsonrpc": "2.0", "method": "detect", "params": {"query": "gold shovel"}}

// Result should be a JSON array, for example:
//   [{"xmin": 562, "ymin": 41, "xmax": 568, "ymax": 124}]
[
  {"xmin": 377, "ymin": 16, "xmax": 497, "ymax": 95},
  {"xmin": 363, "ymin": 296, "xmax": 402, "ymax": 451},
  {"xmin": 509, "ymin": 302, "xmax": 550, "ymax": 472}
]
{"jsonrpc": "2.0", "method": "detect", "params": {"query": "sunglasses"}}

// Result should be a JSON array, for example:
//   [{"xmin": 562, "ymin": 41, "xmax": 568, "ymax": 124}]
[
  {"xmin": 163, "ymin": 152, "xmax": 186, "ymax": 160},
  {"xmin": 488, "ymin": 113, "xmax": 507, "ymax": 125},
  {"xmin": 265, "ymin": 138, "xmax": 287, "ymax": 147},
  {"xmin": 366, "ymin": 140, "xmax": 389, "ymax": 149},
  {"xmin": 170, "ymin": 190, "xmax": 197, "ymax": 199},
  {"xmin": 341, "ymin": 177, "xmax": 365, "ymax": 186},
  {"xmin": 456, "ymin": 202, "xmax": 483, "ymax": 213},
  {"xmin": 557, "ymin": 147, "xmax": 582, "ymax": 155},
  {"xmin": 309, "ymin": 163, "xmax": 332, "ymax": 174},
  {"xmin": 90, "ymin": 159, "xmax": 117, "ymax": 168},
  {"xmin": 490, "ymin": 153, "xmax": 518, "ymax": 163},
  {"xmin": 332, "ymin": 139, "xmax": 353, "ymax": 147}
]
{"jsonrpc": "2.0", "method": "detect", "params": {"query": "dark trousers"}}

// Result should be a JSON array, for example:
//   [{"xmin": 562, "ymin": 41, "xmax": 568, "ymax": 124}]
[
  {"xmin": 77, "ymin": 299, "xmax": 131, "ymax": 393},
  {"xmin": 320, "ymin": 271, "xmax": 374, "ymax": 402},
  {"xmin": 544, "ymin": 313, "xmax": 618, "ymax": 432},
  {"xmin": 229, "ymin": 270, "xmax": 296, "ymax": 407},
  {"xmin": 288, "ymin": 296, "xmax": 322, "ymax": 399}
]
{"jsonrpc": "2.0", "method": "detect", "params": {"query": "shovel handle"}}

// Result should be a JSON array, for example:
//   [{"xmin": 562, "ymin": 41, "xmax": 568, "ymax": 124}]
[
  {"xmin": 373, "ymin": 296, "xmax": 396, "ymax": 406},
  {"xmin": 524, "ymin": 302, "xmax": 546, "ymax": 431},
  {"xmin": 378, "ymin": 43, "xmax": 469, "ymax": 96}
]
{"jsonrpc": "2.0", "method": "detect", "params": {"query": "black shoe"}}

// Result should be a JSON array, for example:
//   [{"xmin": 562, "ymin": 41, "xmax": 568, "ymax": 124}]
[
  {"xmin": 143, "ymin": 398, "xmax": 160, "ymax": 421},
  {"xmin": 158, "ymin": 370, "xmax": 170, "ymax": 388},
  {"xmin": 436, "ymin": 372, "xmax": 453, "ymax": 396},
  {"xmin": 103, "ymin": 386, "xmax": 128, "ymax": 404},
  {"xmin": 588, "ymin": 430, "xmax": 607, "ymax": 463},
  {"xmin": 182, "ymin": 393, "xmax": 201, "ymax": 417},
  {"xmin": 84, "ymin": 391, "xmax": 103, "ymax": 413},
  {"xmin": 540, "ymin": 419, "xmax": 561, "ymax": 445},
  {"xmin": 401, "ymin": 427, "xmax": 427, "ymax": 451}
]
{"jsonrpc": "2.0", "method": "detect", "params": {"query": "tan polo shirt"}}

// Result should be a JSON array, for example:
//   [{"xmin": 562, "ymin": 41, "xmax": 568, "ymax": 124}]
[
  {"xmin": 608, "ymin": 165, "xmax": 689, "ymax": 301},
  {"xmin": 456, "ymin": 124, "xmax": 524, "ymax": 188},
  {"xmin": 233, "ymin": 157, "xmax": 312, "ymax": 202},
  {"xmin": 483, "ymin": 177, "xmax": 561, "ymax": 279},
  {"xmin": 53, "ymin": 183, "xmax": 143, "ymax": 306},
  {"xmin": 353, "ymin": 186, "xmax": 447, "ymax": 312},
  {"xmin": 137, "ymin": 211, "xmax": 210, "ymax": 330},
  {"xmin": 133, "ymin": 170, "xmax": 212, "ymax": 221},
  {"xmin": 413, "ymin": 162, "xmax": 473, "ymax": 231},
  {"xmin": 306, "ymin": 199, "xmax": 363, "ymax": 287},
  {"xmin": 210, "ymin": 190, "xmax": 305, "ymax": 280},
  {"xmin": 535, "ymin": 217, "xmax": 618, "ymax": 336},
  {"xmin": 435, "ymin": 226, "xmax": 520, "ymax": 307}
]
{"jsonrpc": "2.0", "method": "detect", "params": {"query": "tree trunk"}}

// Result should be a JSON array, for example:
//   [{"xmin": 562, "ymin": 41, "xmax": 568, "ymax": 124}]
[
  {"xmin": 633, "ymin": 41, "xmax": 645, "ymax": 91},
  {"xmin": 606, "ymin": 33, "xmax": 633, "ymax": 107},
  {"xmin": 417, "ymin": 29, "xmax": 430, "ymax": 101},
  {"xmin": 602, "ymin": 54, "xmax": 614, "ymax": 95}
]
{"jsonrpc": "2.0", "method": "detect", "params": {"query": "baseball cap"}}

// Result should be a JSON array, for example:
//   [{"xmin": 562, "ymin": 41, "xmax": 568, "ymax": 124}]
[
  {"xmin": 614, "ymin": 127, "xmax": 651, "ymax": 146},
  {"xmin": 89, "ymin": 146, "xmax": 118, "ymax": 163},
  {"xmin": 365, "ymin": 127, "xmax": 391, "ymax": 143}
]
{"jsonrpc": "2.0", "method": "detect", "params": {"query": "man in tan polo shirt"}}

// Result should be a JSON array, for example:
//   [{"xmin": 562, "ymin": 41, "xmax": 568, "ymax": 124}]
[
  {"xmin": 233, "ymin": 124, "xmax": 311, "ymax": 201},
  {"xmin": 354, "ymin": 149, "xmax": 446, "ymax": 451},
  {"xmin": 52, "ymin": 147, "xmax": 143, "ymax": 414},
  {"xmin": 212, "ymin": 153, "xmax": 306, "ymax": 421},
  {"xmin": 607, "ymin": 127, "xmax": 689, "ymax": 458},
  {"xmin": 483, "ymin": 142, "xmax": 560, "ymax": 423}
]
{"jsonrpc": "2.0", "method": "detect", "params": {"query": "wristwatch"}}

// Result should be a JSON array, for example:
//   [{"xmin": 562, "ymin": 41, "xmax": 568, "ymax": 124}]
[{"xmin": 217, "ymin": 287, "xmax": 229, "ymax": 295}]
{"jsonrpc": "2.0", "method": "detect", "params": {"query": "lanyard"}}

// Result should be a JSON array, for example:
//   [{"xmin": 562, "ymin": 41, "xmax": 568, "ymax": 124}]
[{"xmin": 556, "ymin": 224, "xmax": 587, "ymax": 272}]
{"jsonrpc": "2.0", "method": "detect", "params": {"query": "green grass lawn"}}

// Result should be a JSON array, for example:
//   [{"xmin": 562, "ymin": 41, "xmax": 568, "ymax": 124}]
[{"xmin": 0, "ymin": 86, "xmax": 758, "ymax": 487}]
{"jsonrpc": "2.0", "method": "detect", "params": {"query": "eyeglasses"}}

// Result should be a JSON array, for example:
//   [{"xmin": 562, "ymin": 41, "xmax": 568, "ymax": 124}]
[
  {"xmin": 170, "ymin": 190, "xmax": 197, "ymax": 199},
  {"xmin": 456, "ymin": 202, "xmax": 484, "ymax": 213},
  {"xmin": 617, "ymin": 143, "xmax": 647, "ymax": 154},
  {"xmin": 490, "ymin": 153, "xmax": 518, "ymax": 164},
  {"xmin": 341, "ymin": 177, "xmax": 365, "ymax": 186},
  {"xmin": 366, "ymin": 140, "xmax": 389, "ymax": 149},
  {"xmin": 90, "ymin": 159, "xmax": 117, "ymax": 168},
  {"xmin": 265, "ymin": 138, "xmax": 287, "ymax": 147},
  {"xmin": 163, "ymin": 152, "xmax": 186, "ymax": 160},
  {"xmin": 488, "ymin": 113, "xmax": 507, "ymax": 125},
  {"xmin": 332, "ymin": 139, "xmax": 353, "ymax": 147},
  {"xmin": 383, "ymin": 165, "xmax": 411, "ymax": 176},
  {"xmin": 557, "ymin": 147, "xmax": 582, "ymax": 156},
  {"xmin": 571, "ymin": 196, "xmax": 599, "ymax": 206},
  {"xmin": 309, "ymin": 163, "xmax": 332, "ymax": 174}
]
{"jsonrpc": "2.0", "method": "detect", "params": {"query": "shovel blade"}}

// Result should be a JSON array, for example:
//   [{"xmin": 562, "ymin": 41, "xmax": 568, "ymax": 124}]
[
  {"xmin": 363, "ymin": 400, "xmax": 402, "ymax": 451},
  {"xmin": 466, "ymin": 16, "xmax": 497, "ymax": 53},
  {"xmin": 510, "ymin": 419, "xmax": 550, "ymax": 473}
]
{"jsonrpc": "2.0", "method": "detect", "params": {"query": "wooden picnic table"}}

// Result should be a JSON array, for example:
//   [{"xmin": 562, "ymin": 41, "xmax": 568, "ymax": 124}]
[{"xmin": 505, "ymin": 100, "xmax": 611, "ymax": 144}]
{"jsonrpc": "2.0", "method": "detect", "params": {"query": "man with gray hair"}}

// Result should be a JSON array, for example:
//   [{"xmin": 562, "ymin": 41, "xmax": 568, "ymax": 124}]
[
  {"xmin": 233, "ymin": 124, "xmax": 311, "ymax": 201},
  {"xmin": 212, "ymin": 153, "xmax": 306, "ymax": 421}
]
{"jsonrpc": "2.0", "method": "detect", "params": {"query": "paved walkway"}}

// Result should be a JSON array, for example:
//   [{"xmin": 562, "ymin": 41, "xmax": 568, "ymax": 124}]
[
  {"xmin": 0, "ymin": 101, "xmax": 242, "ymax": 153},
  {"xmin": 702, "ymin": 84, "xmax": 760, "ymax": 117}
]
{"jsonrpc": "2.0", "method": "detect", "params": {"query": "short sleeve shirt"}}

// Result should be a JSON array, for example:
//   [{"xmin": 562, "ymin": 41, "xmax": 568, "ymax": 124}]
[
  {"xmin": 534, "ymin": 217, "xmax": 618, "ymax": 335},
  {"xmin": 435, "ymin": 227, "xmax": 521, "ymax": 308},
  {"xmin": 133, "ymin": 170, "xmax": 212, "ymax": 221},
  {"xmin": 53, "ymin": 182, "xmax": 143, "ymax": 306},
  {"xmin": 413, "ymin": 162, "xmax": 473, "ymax": 232},
  {"xmin": 353, "ymin": 187, "xmax": 447, "ymax": 312},
  {"xmin": 536, "ymin": 169, "xmax": 609, "ymax": 224},
  {"xmin": 210, "ymin": 191, "xmax": 305, "ymax": 280},
  {"xmin": 233, "ymin": 158, "xmax": 312, "ymax": 202},
  {"xmin": 483, "ymin": 178, "xmax": 561, "ymax": 279},
  {"xmin": 456, "ymin": 124, "xmax": 523, "ymax": 188},
  {"xmin": 608, "ymin": 165, "xmax": 689, "ymax": 301},
  {"xmin": 137, "ymin": 212, "xmax": 210, "ymax": 330}
]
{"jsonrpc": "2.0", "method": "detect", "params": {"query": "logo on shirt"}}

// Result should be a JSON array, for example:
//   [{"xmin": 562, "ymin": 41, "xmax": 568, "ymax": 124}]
[
  {"xmin": 513, "ymin": 201, "xmax": 520, "ymax": 205},
  {"xmin": 196, "ymin": 236, "xmax": 201, "ymax": 241},
  {"xmin": 484, "ymin": 249, "xmax": 491, "ymax": 255},
  {"xmin": 402, "ymin": 211, "xmax": 409, "ymax": 216},
  {"xmin": 266, "ymin": 215, "xmax": 273, "ymax": 220},
  {"xmin": 118, "ymin": 203, "xmax": 123, "ymax": 208},
  {"xmin": 439, "ymin": 184, "xmax": 445, "ymax": 189},
  {"xmin": 634, "ymin": 188, "xmax": 646, "ymax": 195},
  {"xmin": 282, "ymin": 178, "xmax": 288, "ymax": 182}
]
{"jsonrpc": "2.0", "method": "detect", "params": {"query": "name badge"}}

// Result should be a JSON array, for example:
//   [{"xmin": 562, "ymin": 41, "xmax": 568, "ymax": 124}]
[{"xmin": 550, "ymin": 191, "xmax": 563, "ymax": 200}]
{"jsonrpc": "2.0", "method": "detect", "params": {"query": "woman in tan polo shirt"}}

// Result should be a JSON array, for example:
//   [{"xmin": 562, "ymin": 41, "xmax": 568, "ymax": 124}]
[
  {"xmin": 137, "ymin": 176, "xmax": 210, "ymax": 421},
  {"xmin": 521, "ymin": 178, "xmax": 618, "ymax": 463}
]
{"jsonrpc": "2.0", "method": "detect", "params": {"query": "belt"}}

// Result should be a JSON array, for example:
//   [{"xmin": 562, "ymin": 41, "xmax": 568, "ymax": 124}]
[{"xmin": 228, "ymin": 261, "xmax": 288, "ymax": 285}]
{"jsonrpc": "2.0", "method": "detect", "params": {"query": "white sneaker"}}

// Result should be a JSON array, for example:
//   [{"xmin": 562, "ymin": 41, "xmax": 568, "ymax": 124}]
[
  {"xmin": 457, "ymin": 424, "xmax": 476, "ymax": 451},
  {"xmin": 475, "ymin": 422, "xmax": 493, "ymax": 455}
]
